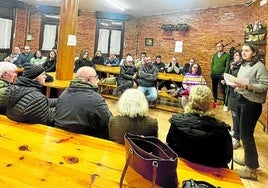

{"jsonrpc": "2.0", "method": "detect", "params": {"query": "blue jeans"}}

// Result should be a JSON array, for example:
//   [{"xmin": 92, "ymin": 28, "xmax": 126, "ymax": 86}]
[
  {"xmin": 137, "ymin": 86, "xmax": 157, "ymax": 102},
  {"xmin": 236, "ymin": 95, "xmax": 262, "ymax": 169}
]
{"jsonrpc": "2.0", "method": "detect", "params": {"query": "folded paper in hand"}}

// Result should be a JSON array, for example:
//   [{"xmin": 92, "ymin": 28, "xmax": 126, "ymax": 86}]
[{"xmin": 224, "ymin": 73, "xmax": 249, "ymax": 86}]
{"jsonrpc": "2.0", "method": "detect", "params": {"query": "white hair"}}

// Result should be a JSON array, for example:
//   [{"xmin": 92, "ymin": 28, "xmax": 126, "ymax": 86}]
[
  {"xmin": 0, "ymin": 61, "xmax": 17, "ymax": 76},
  {"xmin": 117, "ymin": 88, "xmax": 149, "ymax": 118}
]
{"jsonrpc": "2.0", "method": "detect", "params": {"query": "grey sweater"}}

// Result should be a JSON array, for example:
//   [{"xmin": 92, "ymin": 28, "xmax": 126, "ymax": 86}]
[{"xmin": 236, "ymin": 61, "xmax": 268, "ymax": 104}]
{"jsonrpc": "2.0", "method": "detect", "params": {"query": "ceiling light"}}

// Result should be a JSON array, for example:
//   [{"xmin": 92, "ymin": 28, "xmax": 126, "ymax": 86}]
[{"xmin": 107, "ymin": 0, "xmax": 126, "ymax": 11}]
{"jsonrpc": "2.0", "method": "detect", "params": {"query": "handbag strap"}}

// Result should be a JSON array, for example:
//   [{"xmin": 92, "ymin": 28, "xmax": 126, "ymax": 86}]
[
  {"xmin": 119, "ymin": 149, "xmax": 132, "ymax": 188},
  {"xmin": 119, "ymin": 148, "xmax": 158, "ymax": 188},
  {"xmin": 190, "ymin": 179, "xmax": 217, "ymax": 188}
]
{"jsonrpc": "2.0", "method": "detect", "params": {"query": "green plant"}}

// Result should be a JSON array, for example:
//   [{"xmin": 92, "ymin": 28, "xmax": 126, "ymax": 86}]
[{"xmin": 176, "ymin": 23, "xmax": 190, "ymax": 32}]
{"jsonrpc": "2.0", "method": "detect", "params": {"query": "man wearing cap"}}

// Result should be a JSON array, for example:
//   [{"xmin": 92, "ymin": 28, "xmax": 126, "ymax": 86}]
[
  {"xmin": 113, "ymin": 55, "xmax": 137, "ymax": 96},
  {"xmin": 54, "ymin": 66, "xmax": 112, "ymax": 139},
  {"xmin": 0, "ymin": 61, "xmax": 18, "ymax": 114},
  {"xmin": 2, "ymin": 63, "xmax": 57, "ymax": 125}
]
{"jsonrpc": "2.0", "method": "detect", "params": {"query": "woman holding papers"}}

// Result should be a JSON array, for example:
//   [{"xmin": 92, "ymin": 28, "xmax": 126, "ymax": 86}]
[
  {"xmin": 234, "ymin": 43, "xmax": 268, "ymax": 180},
  {"xmin": 225, "ymin": 50, "xmax": 242, "ymax": 150}
]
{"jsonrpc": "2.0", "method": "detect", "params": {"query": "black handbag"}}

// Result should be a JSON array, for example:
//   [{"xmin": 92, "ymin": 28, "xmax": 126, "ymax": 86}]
[
  {"xmin": 120, "ymin": 133, "xmax": 178, "ymax": 188},
  {"xmin": 182, "ymin": 179, "xmax": 218, "ymax": 188}
]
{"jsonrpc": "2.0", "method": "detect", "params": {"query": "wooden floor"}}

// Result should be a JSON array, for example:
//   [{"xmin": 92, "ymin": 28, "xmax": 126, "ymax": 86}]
[{"xmin": 105, "ymin": 98, "xmax": 268, "ymax": 188}]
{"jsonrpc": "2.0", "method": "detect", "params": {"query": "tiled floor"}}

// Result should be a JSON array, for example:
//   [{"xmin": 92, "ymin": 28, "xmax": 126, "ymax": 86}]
[{"xmin": 106, "ymin": 99, "xmax": 268, "ymax": 188}]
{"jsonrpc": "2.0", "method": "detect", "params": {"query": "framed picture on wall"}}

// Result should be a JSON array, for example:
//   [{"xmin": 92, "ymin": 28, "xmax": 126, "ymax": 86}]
[{"xmin": 145, "ymin": 38, "xmax": 153, "ymax": 46}]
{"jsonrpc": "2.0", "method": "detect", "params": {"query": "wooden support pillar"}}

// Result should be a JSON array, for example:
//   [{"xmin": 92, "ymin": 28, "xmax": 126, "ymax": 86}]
[{"xmin": 56, "ymin": 0, "xmax": 79, "ymax": 80}]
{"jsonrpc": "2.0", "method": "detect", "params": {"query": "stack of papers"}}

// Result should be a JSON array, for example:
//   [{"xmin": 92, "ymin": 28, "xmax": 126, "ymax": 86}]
[{"xmin": 223, "ymin": 73, "xmax": 249, "ymax": 86}]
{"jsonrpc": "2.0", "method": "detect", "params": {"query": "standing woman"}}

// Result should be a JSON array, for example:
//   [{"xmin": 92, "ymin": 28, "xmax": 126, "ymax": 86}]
[
  {"xmin": 225, "ymin": 50, "xmax": 242, "ymax": 150},
  {"xmin": 234, "ymin": 43, "xmax": 268, "ymax": 180}
]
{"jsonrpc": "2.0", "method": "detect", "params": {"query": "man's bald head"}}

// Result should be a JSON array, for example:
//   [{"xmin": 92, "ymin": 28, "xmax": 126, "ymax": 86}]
[{"xmin": 76, "ymin": 67, "xmax": 98, "ymax": 84}]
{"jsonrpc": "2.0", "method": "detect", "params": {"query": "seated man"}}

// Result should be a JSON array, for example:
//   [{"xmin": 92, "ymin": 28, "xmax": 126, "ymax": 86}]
[
  {"xmin": 2, "ymin": 64, "xmax": 56, "ymax": 125},
  {"xmin": 103, "ymin": 52, "xmax": 120, "ymax": 67},
  {"xmin": 0, "ymin": 61, "xmax": 17, "ymax": 114},
  {"xmin": 137, "ymin": 56, "xmax": 158, "ymax": 108},
  {"xmin": 4, "ymin": 46, "xmax": 21, "ymax": 64},
  {"xmin": 166, "ymin": 85, "xmax": 232, "ymax": 168},
  {"xmin": 54, "ymin": 66, "xmax": 112, "ymax": 139},
  {"xmin": 113, "ymin": 55, "xmax": 137, "ymax": 96},
  {"xmin": 15, "ymin": 46, "xmax": 34, "ymax": 68}
]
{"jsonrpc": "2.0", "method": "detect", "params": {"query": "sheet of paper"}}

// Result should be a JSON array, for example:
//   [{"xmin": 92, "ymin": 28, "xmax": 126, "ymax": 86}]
[
  {"xmin": 67, "ymin": 35, "xmax": 76, "ymax": 46},
  {"xmin": 224, "ymin": 73, "xmax": 249, "ymax": 85},
  {"xmin": 224, "ymin": 73, "xmax": 237, "ymax": 86},
  {"xmin": 174, "ymin": 41, "xmax": 183, "ymax": 53}
]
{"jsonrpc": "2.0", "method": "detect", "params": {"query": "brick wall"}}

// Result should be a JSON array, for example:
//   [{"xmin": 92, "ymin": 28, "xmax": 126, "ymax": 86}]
[{"xmin": 12, "ymin": 1, "xmax": 268, "ymax": 127}]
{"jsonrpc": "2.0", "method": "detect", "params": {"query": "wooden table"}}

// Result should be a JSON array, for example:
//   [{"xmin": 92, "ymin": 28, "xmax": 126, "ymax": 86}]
[
  {"xmin": 44, "ymin": 72, "xmax": 74, "ymax": 97},
  {"xmin": 95, "ymin": 65, "xmax": 184, "ymax": 82},
  {"xmin": 0, "ymin": 115, "xmax": 244, "ymax": 188},
  {"xmin": 95, "ymin": 64, "xmax": 120, "ymax": 77}
]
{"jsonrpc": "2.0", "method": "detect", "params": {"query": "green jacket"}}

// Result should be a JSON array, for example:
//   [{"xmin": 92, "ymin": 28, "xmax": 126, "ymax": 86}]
[
  {"xmin": 0, "ymin": 79, "xmax": 9, "ymax": 103},
  {"xmin": 211, "ymin": 52, "xmax": 230, "ymax": 75}
]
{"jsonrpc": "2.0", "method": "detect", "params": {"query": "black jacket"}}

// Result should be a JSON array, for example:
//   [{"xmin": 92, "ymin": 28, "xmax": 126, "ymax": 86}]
[
  {"xmin": 3, "ymin": 77, "xmax": 56, "ymax": 125},
  {"xmin": 42, "ymin": 58, "xmax": 56, "ymax": 72},
  {"xmin": 137, "ymin": 63, "xmax": 158, "ymax": 87},
  {"xmin": 118, "ymin": 63, "xmax": 137, "ymax": 85},
  {"xmin": 54, "ymin": 78, "xmax": 112, "ymax": 139},
  {"xmin": 74, "ymin": 58, "xmax": 95, "ymax": 72},
  {"xmin": 166, "ymin": 113, "xmax": 233, "ymax": 168}
]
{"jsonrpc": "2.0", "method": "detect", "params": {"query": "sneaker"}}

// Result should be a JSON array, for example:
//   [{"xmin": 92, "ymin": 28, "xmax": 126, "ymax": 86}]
[
  {"xmin": 233, "ymin": 154, "xmax": 245, "ymax": 166},
  {"xmin": 232, "ymin": 138, "xmax": 241, "ymax": 150},
  {"xmin": 229, "ymin": 130, "xmax": 234, "ymax": 137},
  {"xmin": 236, "ymin": 166, "xmax": 258, "ymax": 180},
  {"xmin": 112, "ymin": 88, "xmax": 118, "ymax": 96},
  {"xmin": 223, "ymin": 105, "xmax": 228, "ymax": 112}
]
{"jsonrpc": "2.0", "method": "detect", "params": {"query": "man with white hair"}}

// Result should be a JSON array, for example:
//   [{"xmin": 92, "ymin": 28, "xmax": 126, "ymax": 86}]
[
  {"xmin": 54, "ymin": 66, "xmax": 112, "ymax": 139},
  {"xmin": 2, "ymin": 63, "xmax": 56, "ymax": 125},
  {"xmin": 4, "ymin": 46, "xmax": 21, "ymax": 64},
  {"xmin": 103, "ymin": 51, "xmax": 120, "ymax": 66},
  {"xmin": 0, "ymin": 61, "xmax": 17, "ymax": 114}
]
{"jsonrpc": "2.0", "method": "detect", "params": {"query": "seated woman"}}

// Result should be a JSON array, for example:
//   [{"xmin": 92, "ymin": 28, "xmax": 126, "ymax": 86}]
[
  {"xmin": 177, "ymin": 62, "xmax": 206, "ymax": 107},
  {"xmin": 74, "ymin": 50, "xmax": 95, "ymax": 72},
  {"xmin": 165, "ymin": 57, "xmax": 183, "ymax": 90},
  {"xmin": 166, "ymin": 85, "xmax": 233, "ymax": 168},
  {"xmin": 30, "ymin": 50, "xmax": 47, "ymax": 66},
  {"xmin": 42, "ymin": 50, "xmax": 57, "ymax": 72},
  {"xmin": 109, "ymin": 88, "xmax": 158, "ymax": 144},
  {"xmin": 113, "ymin": 56, "xmax": 137, "ymax": 96}
]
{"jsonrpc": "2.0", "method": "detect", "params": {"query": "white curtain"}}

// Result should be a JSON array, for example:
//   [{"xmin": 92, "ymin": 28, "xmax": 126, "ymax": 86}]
[
  {"xmin": 0, "ymin": 18, "xmax": 12, "ymax": 49},
  {"xmin": 97, "ymin": 29, "xmax": 109, "ymax": 54},
  {"xmin": 42, "ymin": 24, "xmax": 57, "ymax": 50},
  {"xmin": 110, "ymin": 30, "xmax": 121, "ymax": 55}
]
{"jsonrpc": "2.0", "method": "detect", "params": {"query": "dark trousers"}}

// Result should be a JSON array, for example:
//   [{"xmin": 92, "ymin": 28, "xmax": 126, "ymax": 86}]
[
  {"xmin": 231, "ymin": 110, "xmax": 240, "ymax": 140},
  {"xmin": 211, "ymin": 74, "xmax": 226, "ymax": 104},
  {"xmin": 117, "ymin": 80, "xmax": 133, "ymax": 93},
  {"xmin": 236, "ymin": 94, "xmax": 262, "ymax": 169}
]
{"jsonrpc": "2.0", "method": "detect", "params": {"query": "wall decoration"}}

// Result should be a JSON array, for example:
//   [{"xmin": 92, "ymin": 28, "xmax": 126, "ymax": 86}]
[
  {"xmin": 160, "ymin": 23, "xmax": 190, "ymax": 35},
  {"xmin": 145, "ymin": 38, "xmax": 153, "ymax": 46}
]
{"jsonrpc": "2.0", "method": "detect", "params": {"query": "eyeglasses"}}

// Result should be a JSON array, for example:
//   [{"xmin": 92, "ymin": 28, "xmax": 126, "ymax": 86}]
[
  {"xmin": 193, "ymin": 66, "xmax": 199, "ymax": 69},
  {"xmin": 88, "ymin": 75, "xmax": 98, "ymax": 79}
]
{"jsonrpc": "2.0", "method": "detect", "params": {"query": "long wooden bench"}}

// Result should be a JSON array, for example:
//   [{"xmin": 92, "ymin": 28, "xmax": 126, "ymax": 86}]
[{"xmin": 0, "ymin": 115, "xmax": 244, "ymax": 188}]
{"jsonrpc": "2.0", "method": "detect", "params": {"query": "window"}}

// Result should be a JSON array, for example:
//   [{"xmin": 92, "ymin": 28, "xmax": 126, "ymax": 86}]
[{"xmin": 0, "ymin": 18, "xmax": 12, "ymax": 49}]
